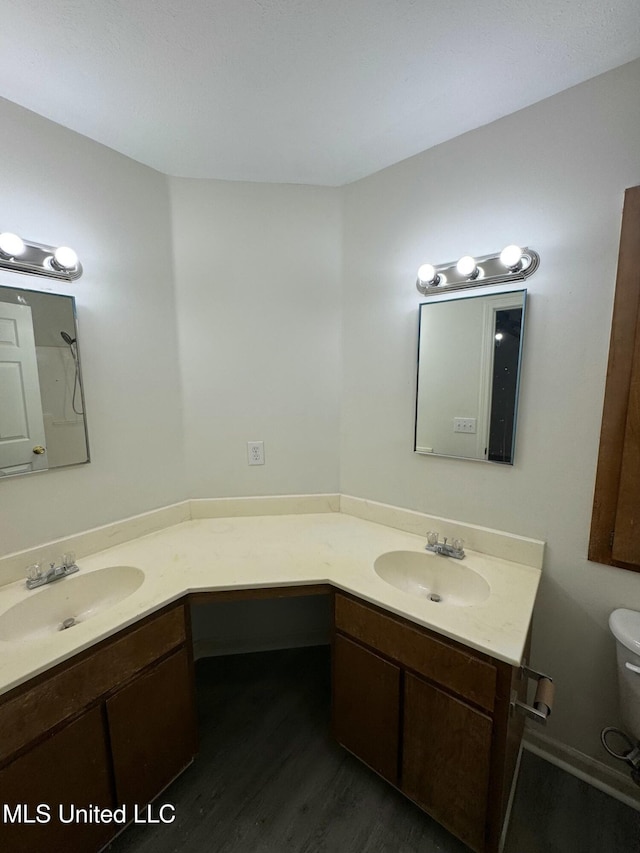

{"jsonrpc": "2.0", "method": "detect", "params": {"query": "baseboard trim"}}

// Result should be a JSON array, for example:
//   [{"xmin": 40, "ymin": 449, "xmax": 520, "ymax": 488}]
[{"xmin": 523, "ymin": 729, "xmax": 640, "ymax": 812}]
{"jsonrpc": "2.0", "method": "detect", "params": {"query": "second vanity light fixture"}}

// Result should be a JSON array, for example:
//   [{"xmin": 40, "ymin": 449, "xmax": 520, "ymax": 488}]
[
  {"xmin": 416, "ymin": 245, "xmax": 539, "ymax": 295},
  {"xmin": 0, "ymin": 232, "xmax": 82, "ymax": 281}
]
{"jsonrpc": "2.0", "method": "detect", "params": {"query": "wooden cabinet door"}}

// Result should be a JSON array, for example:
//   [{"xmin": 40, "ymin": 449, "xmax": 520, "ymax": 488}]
[
  {"xmin": 106, "ymin": 647, "xmax": 197, "ymax": 808},
  {"xmin": 402, "ymin": 672, "xmax": 493, "ymax": 853},
  {"xmin": 612, "ymin": 318, "xmax": 640, "ymax": 564},
  {"xmin": 0, "ymin": 707, "xmax": 114, "ymax": 853},
  {"xmin": 332, "ymin": 633, "xmax": 400, "ymax": 785},
  {"xmin": 589, "ymin": 184, "xmax": 640, "ymax": 570}
]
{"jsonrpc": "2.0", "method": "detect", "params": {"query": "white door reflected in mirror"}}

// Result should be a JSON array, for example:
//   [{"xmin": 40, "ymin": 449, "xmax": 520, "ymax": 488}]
[{"xmin": 0, "ymin": 301, "xmax": 48, "ymax": 475}]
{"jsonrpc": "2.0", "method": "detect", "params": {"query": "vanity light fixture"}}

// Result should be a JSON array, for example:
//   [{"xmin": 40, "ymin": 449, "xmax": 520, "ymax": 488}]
[
  {"xmin": 0, "ymin": 232, "xmax": 26, "ymax": 258},
  {"xmin": 416, "ymin": 263, "xmax": 442, "ymax": 288},
  {"xmin": 456, "ymin": 255, "xmax": 479, "ymax": 279},
  {"xmin": 0, "ymin": 232, "xmax": 82, "ymax": 281},
  {"xmin": 499, "ymin": 244, "xmax": 524, "ymax": 271},
  {"xmin": 51, "ymin": 246, "xmax": 79, "ymax": 272},
  {"xmin": 416, "ymin": 245, "xmax": 539, "ymax": 295}
]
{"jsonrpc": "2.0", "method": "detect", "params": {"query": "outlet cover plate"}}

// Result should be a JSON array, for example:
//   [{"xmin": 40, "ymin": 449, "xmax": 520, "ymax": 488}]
[
  {"xmin": 453, "ymin": 417, "xmax": 477, "ymax": 434},
  {"xmin": 247, "ymin": 441, "xmax": 265, "ymax": 465}
]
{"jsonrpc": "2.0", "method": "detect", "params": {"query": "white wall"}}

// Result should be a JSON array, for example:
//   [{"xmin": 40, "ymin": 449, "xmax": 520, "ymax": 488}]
[
  {"xmin": 0, "ymin": 98, "xmax": 186, "ymax": 554},
  {"xmin": 340, "ymin": 59, "xmax": 640, "ymax": 766},
  {"xmin": 170, "ymin": 178, "xmax": 342, "ymax": 498},
  {"xmin": 191, "ymin": 596, "xmax": 331, "ymax": 659}
]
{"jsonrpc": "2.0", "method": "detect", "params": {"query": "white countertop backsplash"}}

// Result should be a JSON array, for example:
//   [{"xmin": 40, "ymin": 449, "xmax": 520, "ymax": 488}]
[{"xmin": 0, "ymin": 495, "xmax": 544, "ymax": 695}]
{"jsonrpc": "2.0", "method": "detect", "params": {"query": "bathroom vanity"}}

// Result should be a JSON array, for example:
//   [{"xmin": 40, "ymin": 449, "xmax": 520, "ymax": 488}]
[
  {"xmin": 0, "ymin": 500, "xmax": 544, "ymax": 853},
  {"xmin": 333, "ymin": 592, "xmax": 527, "ymax": 853},
  {"xmin": 0, "ymin": 602, "xmax": 196, "ymax": 853}
]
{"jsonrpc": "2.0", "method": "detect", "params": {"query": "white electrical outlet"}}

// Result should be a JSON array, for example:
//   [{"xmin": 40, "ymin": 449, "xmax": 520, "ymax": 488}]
[
  {"xmin": 247, "ymin": 441, "xmax": 265, "ymax": 465},
  {"xmin": 453, "ymin": 417, "xmax": 477, "ymax": 434}
]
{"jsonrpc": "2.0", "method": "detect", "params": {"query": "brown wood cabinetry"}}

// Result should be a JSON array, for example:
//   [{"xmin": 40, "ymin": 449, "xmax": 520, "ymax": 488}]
[
  {"xmin": 403, "ymin": 673, "xmax": 493, "ymax": 852},
  {"xmin": 332, "ymin": 633, "xmax": 400, "ymax": 785},
  {"xmin": 590, "ymin": 184, "xmax": 640, "ymax": 571},
  {"xmin": 0, "ymin": 707, "xmax": 114, "ymax": 853},
  {"xmin": 332, "ymin": 592, "xmax": 524, "ymax": 853},
  {"xmin": 108, "ymin": 646, "xmax": 196, "ymax": 807},
  {"xmin": 0, "ymin": 603, "xmax": 197, "ymax": 853}
]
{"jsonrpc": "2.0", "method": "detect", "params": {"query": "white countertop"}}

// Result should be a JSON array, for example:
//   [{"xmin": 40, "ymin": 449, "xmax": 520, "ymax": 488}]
[{"xmin": 0, "ymin": 512, "xmax": 542, "ymax": 696}]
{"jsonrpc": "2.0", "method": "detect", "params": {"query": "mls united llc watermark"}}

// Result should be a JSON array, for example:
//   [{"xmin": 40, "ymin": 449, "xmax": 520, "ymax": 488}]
[{"xmin": 3, "ymin": 803, "xmax": 176, "ymax": 825}]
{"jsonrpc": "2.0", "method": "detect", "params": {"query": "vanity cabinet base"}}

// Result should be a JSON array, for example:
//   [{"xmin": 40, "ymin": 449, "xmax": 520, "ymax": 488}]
[
  {"xmin": 403, "ymin": 672, "xmax": 493, "ymax": 852},
  {"xmin": 332, "ymin": 592, "xmax": 525, "ymax": 853},
  {"xmin": 108, "ymin": 646, "xmax": 197, "ymax": 807},
  {"xmin": 0, "ymin": 603, "xmax": 197, "ymax": 853},
  {"xmin": 333, "ymin": 633, "xmax": 400, "ymax": 785},
  {"xmin": 0, "ymin": 707, "xmax": 114, "ymax": 853}
]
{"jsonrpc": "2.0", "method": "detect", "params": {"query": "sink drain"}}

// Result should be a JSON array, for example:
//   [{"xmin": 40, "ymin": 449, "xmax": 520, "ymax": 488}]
[
  {"xmin": 60, "ymin": 617, "xmax": 77, "ymax": 631},
  {"xmin": 428, "ymin": 593, "xmax": 442, "ymax": 603}
]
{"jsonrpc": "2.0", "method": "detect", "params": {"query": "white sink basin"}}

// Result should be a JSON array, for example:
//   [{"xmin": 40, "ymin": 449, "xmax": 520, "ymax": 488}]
[
  {"xmin": 374, "ymin": 550, "xmax": 490, "ymax": 607},
  {"xmin": 0, "ymin": 566, "xmax": 145, "ymax": 642}
]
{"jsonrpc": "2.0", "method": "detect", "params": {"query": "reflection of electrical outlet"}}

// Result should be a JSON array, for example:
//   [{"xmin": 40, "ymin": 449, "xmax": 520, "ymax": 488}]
[
  {"xmin": 247, "ymin": 441, "xmax": 265, "ymax": 465},
  {"xmin": 453, "ymin": 417, "xmax": 477, "ymax": 434}
]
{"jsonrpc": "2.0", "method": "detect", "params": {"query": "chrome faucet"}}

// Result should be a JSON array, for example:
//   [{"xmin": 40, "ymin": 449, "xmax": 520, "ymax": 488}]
[
  {"xmin": 26, "ymin": 553, "xmax": 79, "ymax": 589},
  {"xmin": 425, "ymin": 532, "xmax": 465, "ymax": 560}
]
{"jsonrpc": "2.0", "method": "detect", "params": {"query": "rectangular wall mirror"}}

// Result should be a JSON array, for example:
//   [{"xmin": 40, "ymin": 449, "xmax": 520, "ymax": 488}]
[
  {"xmin": 414, "ymin": 289, "xmax": 526, "ymax": 464},
  {"xmin": 0, "ymin": 284, "xmax": 89, "ymax": 478}
]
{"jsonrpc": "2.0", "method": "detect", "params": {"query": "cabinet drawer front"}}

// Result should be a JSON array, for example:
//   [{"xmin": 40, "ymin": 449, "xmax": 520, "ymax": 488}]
[
  {"xmin": 0, "ymin": 605, "xmax": 186, "ymax": 764},
  {"xmin": 335, "ymin": 594, "xmax": 496, "ymax": 712}
]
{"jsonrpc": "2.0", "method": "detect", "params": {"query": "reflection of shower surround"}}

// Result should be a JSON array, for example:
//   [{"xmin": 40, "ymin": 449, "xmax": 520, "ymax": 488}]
[
  {"xmin": 36, "ymin": 346, "xmax": 87, "ymax": 468},
  {"xmin": 60, "ymin": 330, "xmax": 84, "ymax": 416}
]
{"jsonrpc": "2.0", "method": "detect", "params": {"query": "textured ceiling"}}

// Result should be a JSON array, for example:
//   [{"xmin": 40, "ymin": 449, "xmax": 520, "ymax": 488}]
[{"xmin": 1, "ymin": 0, "xmax": 639, "ymax": 185}]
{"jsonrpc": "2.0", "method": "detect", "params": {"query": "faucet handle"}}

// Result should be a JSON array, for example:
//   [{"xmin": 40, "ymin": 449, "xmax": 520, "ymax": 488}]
[
  {"xmin": 26, "ymin": 562, "xmax": 42, "ymax": 581},
  {"xmin": 61, "ymin": 551, "xmax": 76, "ymax": 568},
  {"xmin": 426, "ymin": 531, "xmax": 439, "ymax": 546}
]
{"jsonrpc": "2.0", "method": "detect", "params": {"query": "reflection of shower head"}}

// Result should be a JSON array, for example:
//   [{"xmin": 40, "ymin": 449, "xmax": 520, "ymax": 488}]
[{"xmin": 59, "ymin": 330, "xmax": 84, "ymax": 416}]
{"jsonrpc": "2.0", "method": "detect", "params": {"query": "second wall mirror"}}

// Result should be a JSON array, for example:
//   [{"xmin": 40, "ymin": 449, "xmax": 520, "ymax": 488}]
[{"xmin": 414, "ymin": 289, "xmax": 526, "ymax": 464}]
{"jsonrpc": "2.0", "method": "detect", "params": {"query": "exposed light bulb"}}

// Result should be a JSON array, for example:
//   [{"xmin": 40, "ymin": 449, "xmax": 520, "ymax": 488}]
[
  {"xmin": 417, "ymin": 263, "xmax": 438, "ymax": 285},
  {"xmin": 495, "ymin": 332, "xmax": 504, "ymax": 341},
  {"xmin": 0, "ymin": 232, "xmax": 25, "ymax": 258},
  {"xmin": 456, "ymin": 255, "xmax": 478, "ymax": 278},
  {"xmin": 500, "ymin": 244, "xmax": 524, "ymax": 270},
  {"xmin": 52, "ymin": 246, "xmax": 79, "ymax": 270}
]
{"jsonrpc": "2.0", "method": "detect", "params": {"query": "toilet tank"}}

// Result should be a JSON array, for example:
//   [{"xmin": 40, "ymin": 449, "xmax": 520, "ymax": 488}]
[{"xmin": 610, "ymin": 608, "xmax": 640, "ymax": 741}]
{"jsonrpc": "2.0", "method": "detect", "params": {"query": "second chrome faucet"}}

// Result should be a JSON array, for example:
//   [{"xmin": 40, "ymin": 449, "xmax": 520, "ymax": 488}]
[
  {"xmin": 425, "ymin": 532, "xmax": 465, "ymax": 560},
  {"xmin": 26, "ymin": 553, "xmax": 79, "ymax": 589}
]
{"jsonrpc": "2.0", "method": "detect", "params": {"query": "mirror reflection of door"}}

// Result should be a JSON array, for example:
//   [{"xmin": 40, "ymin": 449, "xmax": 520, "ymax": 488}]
[
  {"xmin": 488, "ymin": 307, "xmax": 523, "ymax": 462},
  {"xmin": 0, "ymin": 302, "xmax": 48, "ymax": 475}
]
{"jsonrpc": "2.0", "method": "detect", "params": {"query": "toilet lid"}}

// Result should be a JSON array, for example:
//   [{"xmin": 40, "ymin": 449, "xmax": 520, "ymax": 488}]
[{"xmin": 609, "ymin": 608, "xmax": 640, "ymax": 654}]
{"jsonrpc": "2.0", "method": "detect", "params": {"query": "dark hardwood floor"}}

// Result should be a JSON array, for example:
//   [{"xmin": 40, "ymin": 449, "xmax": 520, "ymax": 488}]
[{"xmin": 105, "ymin": 646, "xmax": 640, "ymax": 853}]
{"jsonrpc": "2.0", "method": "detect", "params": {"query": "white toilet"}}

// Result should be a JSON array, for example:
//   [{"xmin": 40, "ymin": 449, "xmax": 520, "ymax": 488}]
[{"xmin": 609, "ymin": 608, "xmax": 640, "ymax": 741}]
